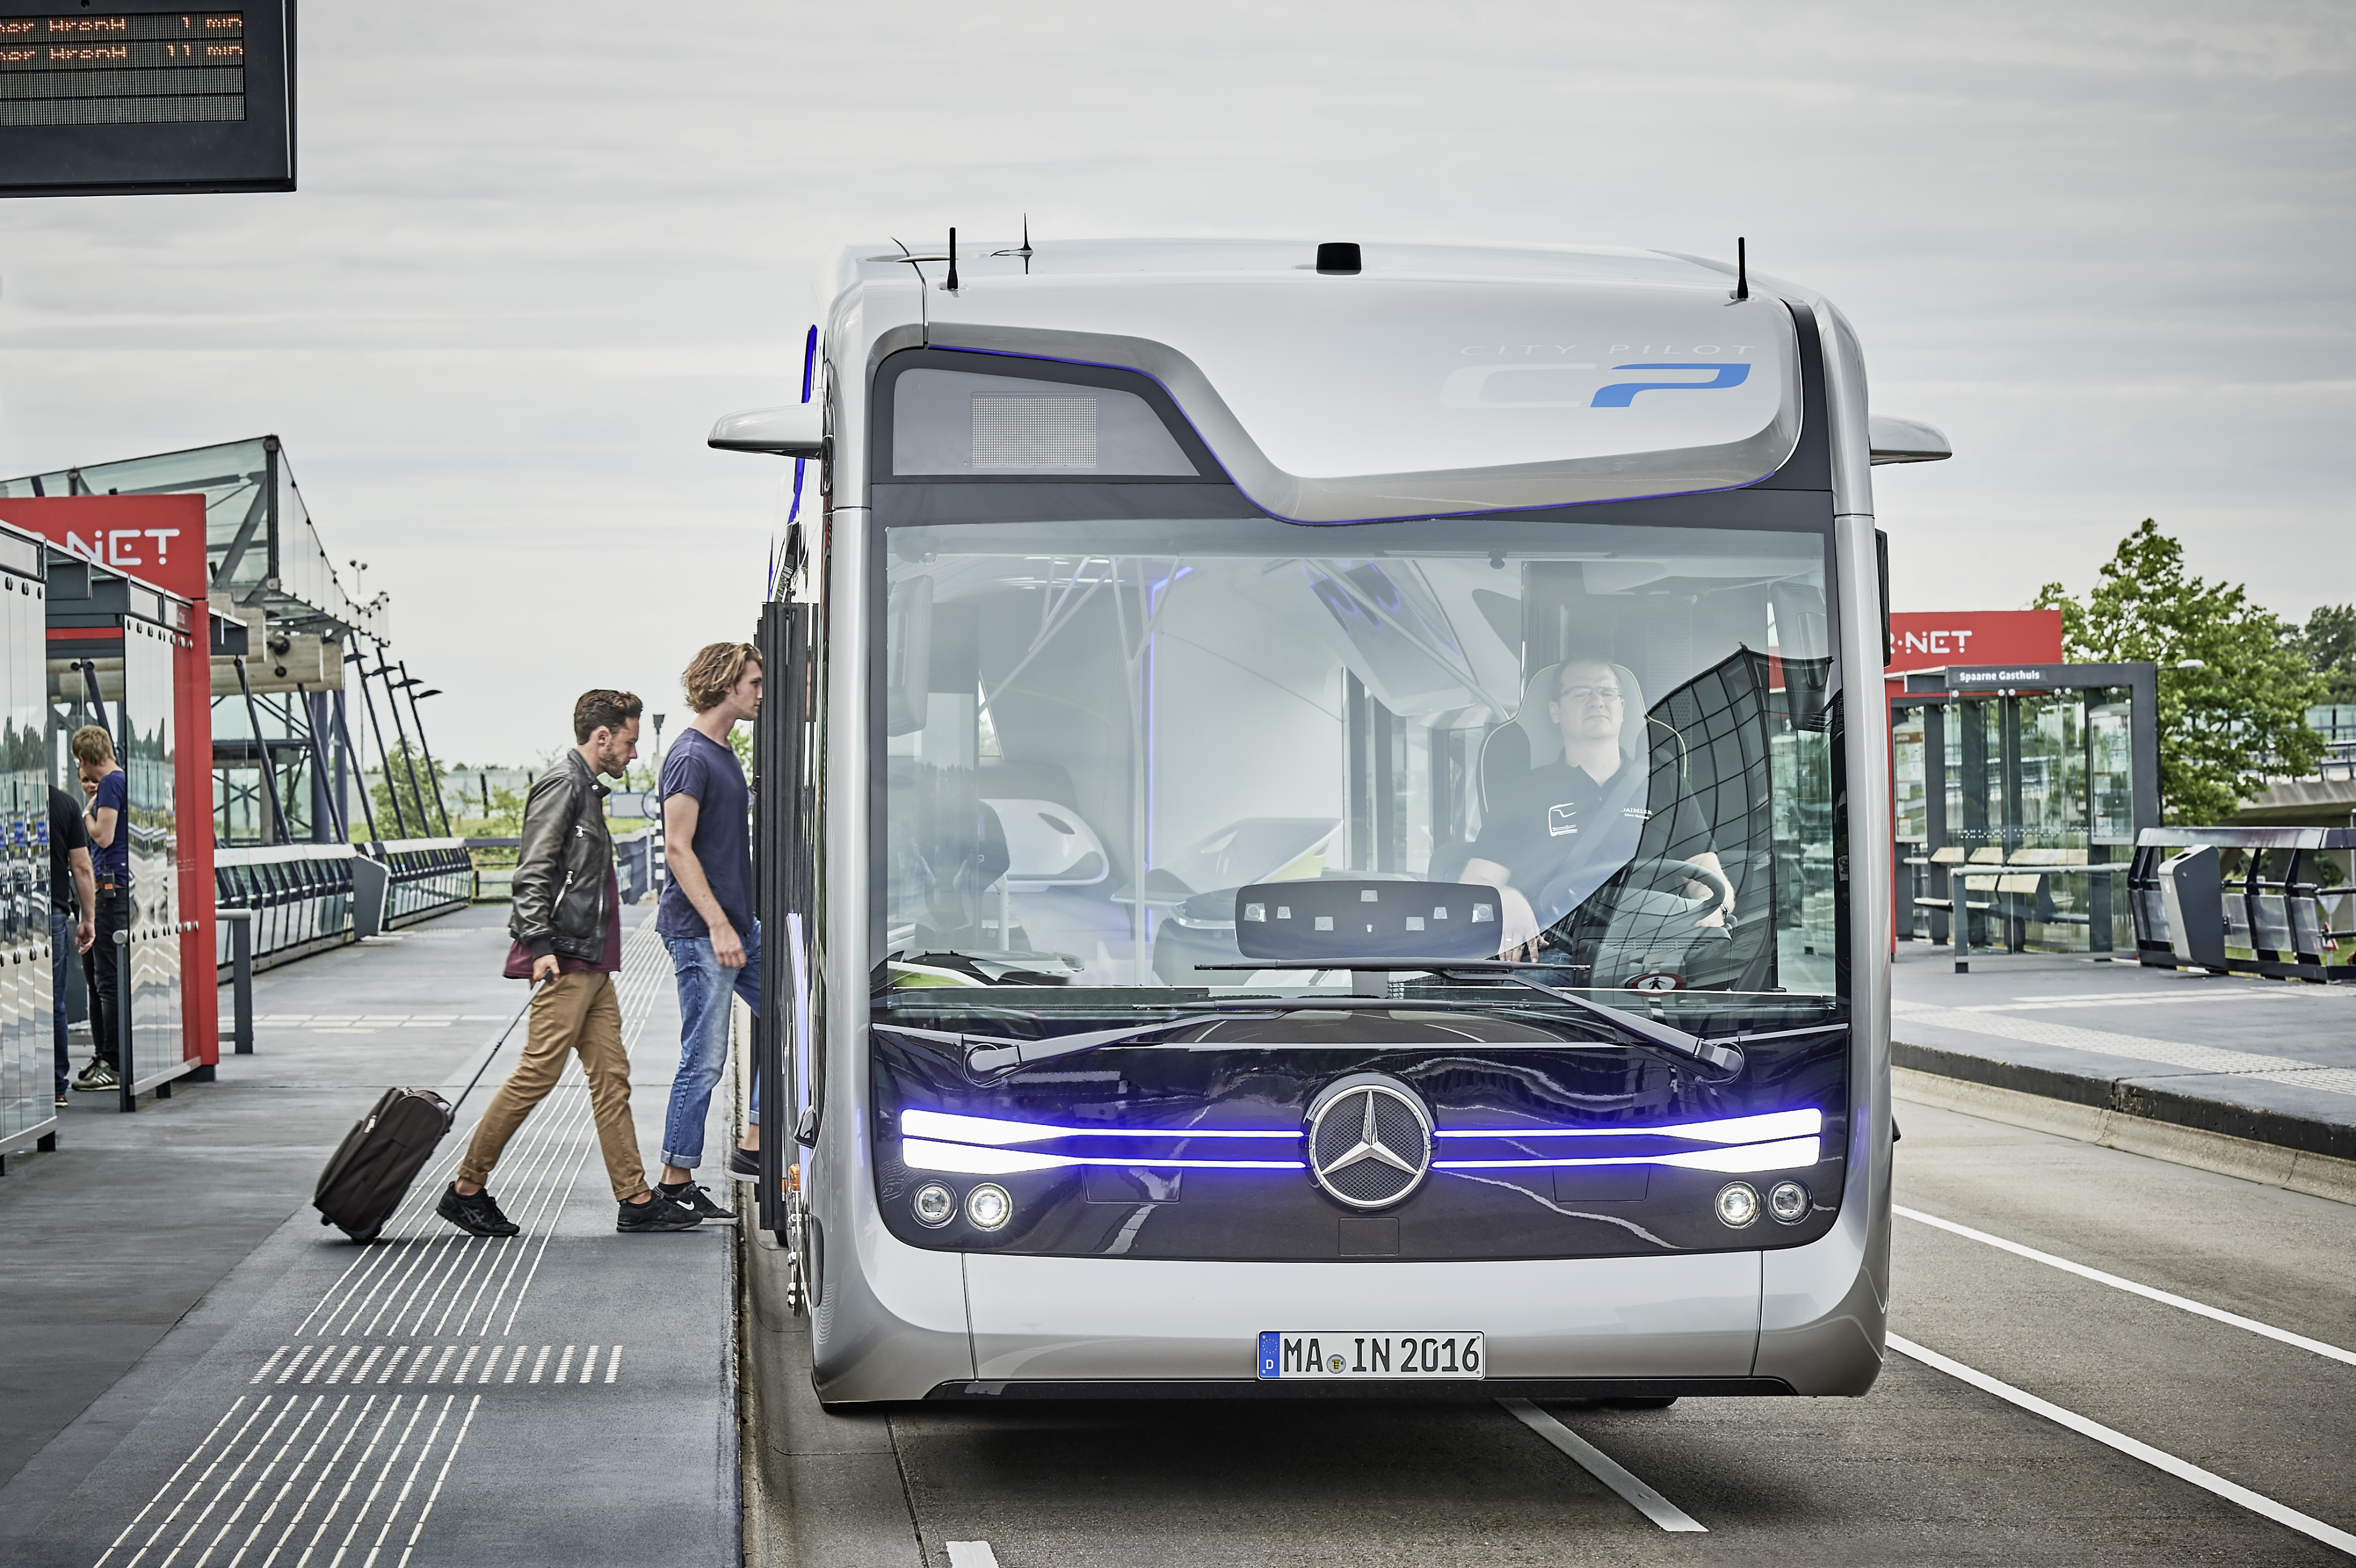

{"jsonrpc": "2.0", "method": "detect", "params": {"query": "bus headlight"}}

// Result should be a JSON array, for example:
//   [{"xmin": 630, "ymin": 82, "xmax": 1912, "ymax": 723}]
[
  {"xmin": 964, "ymin": 1183, "xmax": 1013, "ymax": 1231},
  {"xmin": 1714, "ymin": 1182, "xmax": 1759, "ymax": 1228},
  {"xmin": 910, "ymin": 1183, "xmax": 955, "ymax": 1228},
  {"xmin": 1768, "ymin": 1180, "xmax": 1811, "ymax": 1223}
]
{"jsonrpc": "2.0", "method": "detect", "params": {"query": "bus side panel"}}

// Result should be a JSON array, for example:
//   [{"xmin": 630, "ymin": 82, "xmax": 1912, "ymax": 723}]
[
  {"xmin": 809, "ymin": 1172, "xmax": 974, "ymax": 1403},
  {"xmin": 1750, "ymin": 393, "xmax": 1895, "ymax": 1398},
  {"xmin": 964, "ymin": 1253, "xmax": 1761, "ymax": 1384}
]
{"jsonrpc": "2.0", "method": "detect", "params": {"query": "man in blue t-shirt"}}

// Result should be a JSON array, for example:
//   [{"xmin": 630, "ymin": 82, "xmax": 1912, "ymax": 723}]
[
  {"xmin": 72, "ymin": 725, "xmax": 131, "ymax": 1090},
  {"xmin": 653, "ymin": 640, "xmax": 765, "ymax": 1219}
]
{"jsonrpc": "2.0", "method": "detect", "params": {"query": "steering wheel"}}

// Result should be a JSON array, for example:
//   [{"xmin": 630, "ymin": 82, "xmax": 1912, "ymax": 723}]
[{"xmin": 1627, "ymin": 856, "xmax": 1733, "ymax": 911}]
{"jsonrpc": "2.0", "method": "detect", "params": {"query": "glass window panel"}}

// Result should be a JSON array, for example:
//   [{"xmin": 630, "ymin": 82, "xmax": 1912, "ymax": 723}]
[{"xmin": 880, "ymin": 514, "xmax": 1835, "ymax": 1007}]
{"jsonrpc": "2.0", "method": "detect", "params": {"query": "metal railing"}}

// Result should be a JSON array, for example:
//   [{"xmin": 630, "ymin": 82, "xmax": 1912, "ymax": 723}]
[
  {"xmin": 378, "ymin": 837, "xmax": 472, "ymax": 927},
  {"xmin": 214, "ymin": 837, "xmax": 471, "ymax": 974},
  {"xmin": 2130, "ymin": 826, "xmax": 2354, "ymax": 982}
]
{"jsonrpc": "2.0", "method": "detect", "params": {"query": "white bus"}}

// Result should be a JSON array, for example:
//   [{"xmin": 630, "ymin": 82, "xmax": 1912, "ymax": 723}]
[{"xmin": 714, "ymin": 236, "xmax": 1944, "ymax": 1406}]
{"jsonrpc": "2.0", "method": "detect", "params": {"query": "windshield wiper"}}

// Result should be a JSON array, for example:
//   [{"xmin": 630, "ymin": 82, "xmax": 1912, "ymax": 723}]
[
  {"xmin": 1193, "ymin": 961, "xmax": 1745, "ymax": 1073},
  {"xmin": 875, "ymin": 1013, "xmax": 1281, "ymax": 1082}
]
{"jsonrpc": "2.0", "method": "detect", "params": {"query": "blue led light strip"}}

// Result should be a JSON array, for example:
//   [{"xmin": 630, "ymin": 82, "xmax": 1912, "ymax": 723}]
[
  {"xmin": 899, "ymin": 1106, "xmax": 1820, "ymax": 1150},
  {"xmin": 1437, "ymin": 1108, "xmax": 1821, "ymax": 1147},
  {"xmin": 902, "ymin": 1138, "xmax": 1306, "ymax": 1177},
  {"xmin": 902, "ymin": 1109, "xmax": 1299, "ymax": 1147}
]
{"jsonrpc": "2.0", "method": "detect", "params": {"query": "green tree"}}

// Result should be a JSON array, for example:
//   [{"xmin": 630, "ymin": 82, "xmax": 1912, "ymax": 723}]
[
  {"xmin": 369, "ymin": 741, "xmax": 451, "ymax": 838},
  {"xmin": 2296, "ymin": 604, "xmax": 2356, "ymax": 703},
  {"xmin": 2033, "ymin": 521, "xmax": 2326, "ymax": 824}
]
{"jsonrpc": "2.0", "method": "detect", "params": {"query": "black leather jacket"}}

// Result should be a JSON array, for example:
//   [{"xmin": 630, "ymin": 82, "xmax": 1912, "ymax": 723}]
[{"xmin": 509, "ymin": 749, "xmax": 612, "ymax": 962}]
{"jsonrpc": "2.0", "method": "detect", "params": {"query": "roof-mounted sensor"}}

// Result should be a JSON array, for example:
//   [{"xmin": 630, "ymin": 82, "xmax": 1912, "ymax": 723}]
[{"xmin": 1315, "ymin": 242, "xmax": 1361, "ymax": 275}]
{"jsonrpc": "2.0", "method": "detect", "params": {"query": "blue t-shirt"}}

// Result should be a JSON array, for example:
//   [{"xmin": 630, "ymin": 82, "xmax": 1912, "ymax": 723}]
[
  {"xmin": 90, "ymin": 769, "xmax": 130, "ymax": 885},
  {"xmin": 656, "ymin": 729, "xmax": 754, "ymax": 941}
]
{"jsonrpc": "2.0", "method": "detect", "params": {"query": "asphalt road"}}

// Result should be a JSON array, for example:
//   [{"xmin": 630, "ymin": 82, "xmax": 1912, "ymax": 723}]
[{"xmin": 746, "ymin": 1094, "xmax": 2356, "ymax": 1566}]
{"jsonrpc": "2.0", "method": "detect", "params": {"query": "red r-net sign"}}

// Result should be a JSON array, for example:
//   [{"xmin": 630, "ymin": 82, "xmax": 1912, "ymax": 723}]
[{"xmin": 1886, "ymin": 610, "xmax": 2063, "ymax": 674}]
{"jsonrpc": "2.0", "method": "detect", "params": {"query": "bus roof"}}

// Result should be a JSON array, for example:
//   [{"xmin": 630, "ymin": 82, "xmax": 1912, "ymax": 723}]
[{"xmin": 833, "ymin": 237, "xmax": 1820, "ymax": 522}]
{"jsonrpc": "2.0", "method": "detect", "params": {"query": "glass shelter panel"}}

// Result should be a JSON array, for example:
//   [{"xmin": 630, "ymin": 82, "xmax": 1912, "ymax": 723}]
[
  {"xmin": 0, "ymin": 578, "xmax": 47, "ymax": 1149},
  {"xmin": 1900, "ymin": 682, "xmax": 2137, "ymax": 954},
  {"xmin": 124, "ymin": 622, "xmax": 183, "ymax": 1090}
]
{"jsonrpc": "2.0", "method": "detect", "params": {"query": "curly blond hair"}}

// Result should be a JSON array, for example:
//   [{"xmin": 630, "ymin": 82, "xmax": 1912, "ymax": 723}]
[{"xmin": 681, "ymin": 641, "xmax": 760, "ymax": 713}]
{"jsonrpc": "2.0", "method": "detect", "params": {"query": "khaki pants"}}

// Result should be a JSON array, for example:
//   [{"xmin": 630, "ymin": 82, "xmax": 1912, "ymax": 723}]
[{"xmin": 456, "ymin": 972, "xmax": 647, "ymax": 1203}]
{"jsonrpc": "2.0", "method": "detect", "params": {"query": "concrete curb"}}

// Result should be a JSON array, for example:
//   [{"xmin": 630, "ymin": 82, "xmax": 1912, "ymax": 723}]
[
  {"xmin": 1893, "ymin": 1064, "xmax": 2356, "ymax": 1208},
  {"xmin": 1892, "ymin": 1039, "xmax": 2356, "ymax": 1164}
]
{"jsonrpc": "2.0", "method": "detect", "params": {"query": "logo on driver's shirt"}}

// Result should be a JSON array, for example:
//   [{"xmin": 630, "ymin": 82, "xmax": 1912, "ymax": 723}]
[{"xmin": 1547, "ymin": 802, "xmax": 1579, "ymax": 837}]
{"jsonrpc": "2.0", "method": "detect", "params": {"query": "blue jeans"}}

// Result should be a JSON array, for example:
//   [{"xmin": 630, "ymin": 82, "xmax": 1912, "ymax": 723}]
[
  {"xmin": 661, "ymin": 921, "xmax": 760, "ymax": 1170},
  {"xmin": 50, "ymin": 909, "xmax": 74, "ymax": 1096}
]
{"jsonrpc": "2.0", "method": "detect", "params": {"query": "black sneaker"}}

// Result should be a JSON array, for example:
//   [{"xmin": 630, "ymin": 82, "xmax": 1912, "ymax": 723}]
[
  {"xmin": 658, "ymin": 1181, "xmax": 736, "ymax": 1225},
  {"xmin": 726, "ymin": 1147, "xmax": 761, "ymax": 1181},
  {"xmin": 436, "ymin": 1185, "xmax": 521, "ymax": 1237},
  {"xmin": 617, "ymin": 1193, "xmax": 703, "ymax": 1232},
  {"xmin": 72, "ymin": 1060, "xmax": 118, "ymax": 1092}
]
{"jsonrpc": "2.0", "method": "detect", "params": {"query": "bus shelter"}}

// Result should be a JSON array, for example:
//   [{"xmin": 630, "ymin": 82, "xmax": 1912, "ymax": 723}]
[
  {"xmin": 0, "ymin": 522, "xmax": 53, "ymax": 1170},
  {"xmin": 47, "ymin": 552, "xmax": 197, "ymax": 1110},
  {"xmin": 1890, "ymin": 661, "xmax": 2159, "ymax": 962}
]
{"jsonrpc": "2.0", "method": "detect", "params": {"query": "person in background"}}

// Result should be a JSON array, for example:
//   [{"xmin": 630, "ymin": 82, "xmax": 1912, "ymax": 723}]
[
  {"xmin": 48, "ymin": 782, "xmax": 96, "ymax": 1107},
  {"xmin": 71, "ymin": 726, "xmax": 127, "ymax": 1094},
  {"xmin": 654, "ymin": 641, "xmax": 765, "ymax": 1220},
  {"xmin": 438, "ymin": 689, "xmax": 703, "ymax": 1238}
]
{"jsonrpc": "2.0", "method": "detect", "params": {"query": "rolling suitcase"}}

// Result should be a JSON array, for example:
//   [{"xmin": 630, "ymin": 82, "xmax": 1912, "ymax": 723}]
[{"xmin": 313, "ymin": 986, "xmax": 538, "ymax": 1243}]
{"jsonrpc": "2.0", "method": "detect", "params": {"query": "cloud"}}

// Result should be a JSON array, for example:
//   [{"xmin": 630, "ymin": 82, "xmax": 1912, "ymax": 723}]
[{"xmin": 0, "ymin": 0, "xmax": 2348, "ymax": 760}]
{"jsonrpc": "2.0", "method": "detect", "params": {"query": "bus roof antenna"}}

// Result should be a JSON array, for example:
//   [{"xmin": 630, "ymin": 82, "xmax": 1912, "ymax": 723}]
[
  {"xmin": 1733, "ymin": 237, "xmax": 1748, "ymax": 302},
  {"xmin": 1019, "ymin": 214, "xmax": 1033, "ymax": 259},
  {"xmin": 946, "ymin": 227, "xmax": 959, "ymax": 292}
]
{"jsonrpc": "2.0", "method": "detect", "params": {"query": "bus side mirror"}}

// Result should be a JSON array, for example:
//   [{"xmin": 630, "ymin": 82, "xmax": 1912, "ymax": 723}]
[
  {"xmin": 1868, "ymin": 415, "xmax": 1951, "ymax": 465},
  {"xmin": 710, "ymin": 403, "xmax": 825, "ymax": 458}
]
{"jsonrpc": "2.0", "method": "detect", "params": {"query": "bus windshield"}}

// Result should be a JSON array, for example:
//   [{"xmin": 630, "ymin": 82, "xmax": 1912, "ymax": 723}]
[{"xmin": 878, "ymin": 512, "xmax": 1840, "ymax": 1011}]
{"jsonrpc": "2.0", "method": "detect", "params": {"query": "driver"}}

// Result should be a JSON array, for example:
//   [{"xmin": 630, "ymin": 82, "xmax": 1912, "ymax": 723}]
[{"xmin": 1462, "ymin": 657, "xmax": 1733, "ymax": 962}]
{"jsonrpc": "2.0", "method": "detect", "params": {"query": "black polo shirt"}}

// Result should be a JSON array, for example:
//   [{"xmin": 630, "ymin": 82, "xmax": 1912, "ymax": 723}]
[
  {"xmin": 48, "ymin": 785, "xmax": 88, "ymax": 911},
  {"xmin": 1470, "ymin": 753, "xmax": 1710, "ymax": 928}
]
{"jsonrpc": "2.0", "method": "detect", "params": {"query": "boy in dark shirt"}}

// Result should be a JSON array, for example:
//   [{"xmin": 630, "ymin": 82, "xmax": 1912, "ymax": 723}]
[
  {"xmin": 653, "ymin": 641, "xmax": 765, "ymax": 1220},
  {"xmin": 71, "ymin": 726, "xmax": 130, "ymax": 1091},
  {"xmin": 1464, "ymin": 658, "xmax": 1731, "ymax": 961}
]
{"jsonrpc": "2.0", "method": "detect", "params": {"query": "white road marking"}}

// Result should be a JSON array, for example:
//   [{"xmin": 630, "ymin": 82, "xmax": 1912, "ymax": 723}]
[
  {"xmin": 945, "ymin": 1544, "xmax": 1001, "ymax": 1568},
  {"xmin": 1888, "ymin": 1335, "xmax": 2356, "ymax": 1556},
  {"xmin": 603, "ymin": 1346, "xmax": 622, "ymax": 1383},
  {"xmin": 1897, "ymin": 1205, "xmax": 2356, "ymax": 1367},
  {"xmin": 1498, "ymin": 1399, "xmax": 1705, "ymax": 1532},
  {"xmin": 393, "ymin": 1396, "xmax": 479, "ymax": 1568}
]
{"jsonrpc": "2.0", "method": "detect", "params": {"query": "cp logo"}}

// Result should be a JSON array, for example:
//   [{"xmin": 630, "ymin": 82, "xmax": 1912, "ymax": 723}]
[{"xmin": 1591, "ymin": 363, "xmax": 1751, "ymax": 408}]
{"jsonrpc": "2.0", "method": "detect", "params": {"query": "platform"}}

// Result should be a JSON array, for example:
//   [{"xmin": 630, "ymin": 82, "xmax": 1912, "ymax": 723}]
[
  {"xmin": 0, "ymin": 904, "xmax": 740, "ymax": 1567},
  {"xmin": 1890, "ymin": 942, "xmax": 2356, "ymax": 1175}
]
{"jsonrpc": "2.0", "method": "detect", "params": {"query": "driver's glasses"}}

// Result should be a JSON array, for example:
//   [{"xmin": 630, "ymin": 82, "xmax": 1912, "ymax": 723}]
[{"xmin": 1562, "ymin": 685, "xmax": 1623, "ymax": 704}]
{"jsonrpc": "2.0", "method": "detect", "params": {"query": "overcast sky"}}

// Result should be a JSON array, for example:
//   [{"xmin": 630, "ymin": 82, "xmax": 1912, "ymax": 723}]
[{"xmin": 1, "ymin": 1, "xmax": 2348, "ymax": 764}]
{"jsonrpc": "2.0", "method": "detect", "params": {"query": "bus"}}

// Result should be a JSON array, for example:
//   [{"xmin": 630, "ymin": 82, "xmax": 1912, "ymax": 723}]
[{"xmin": 713, "ymin": 237, "xmax": 1940, "ymax": 1406}]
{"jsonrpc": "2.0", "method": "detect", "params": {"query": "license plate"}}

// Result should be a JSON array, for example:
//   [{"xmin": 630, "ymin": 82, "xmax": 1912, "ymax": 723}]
[{"xmin": 1256, "ymin": 1331, "xmax": 1484, "ymax": 1380}]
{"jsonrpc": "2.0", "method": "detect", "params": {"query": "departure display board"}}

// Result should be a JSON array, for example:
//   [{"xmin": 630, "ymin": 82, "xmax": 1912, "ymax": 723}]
[{"xmin": 0, "ymin": 1, "xmax": 290, "ymax": 196}]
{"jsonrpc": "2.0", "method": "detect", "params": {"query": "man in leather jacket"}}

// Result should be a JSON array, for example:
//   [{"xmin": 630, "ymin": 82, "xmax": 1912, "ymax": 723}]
[{"xmin": 439, "ymin": 689, "xmax": 702, "ymax": 1236}]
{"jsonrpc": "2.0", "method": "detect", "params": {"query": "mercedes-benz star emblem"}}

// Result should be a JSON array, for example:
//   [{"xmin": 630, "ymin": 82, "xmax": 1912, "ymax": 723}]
[{"xmin": 1305, "ymin": 1074, "xmax": 1434, "ymax": 1210}]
